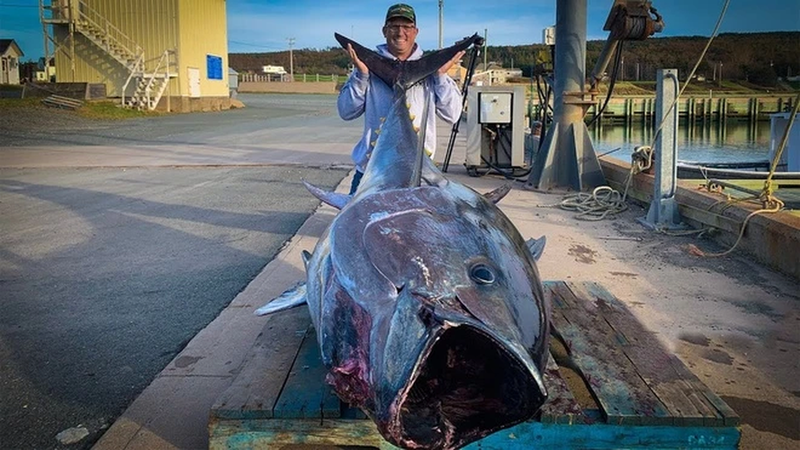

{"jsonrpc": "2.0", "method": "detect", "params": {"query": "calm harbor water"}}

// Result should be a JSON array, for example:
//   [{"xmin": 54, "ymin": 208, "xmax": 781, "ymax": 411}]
[{"xmin": 591, "ymin": 120, "xmax": 772, "ymax": 164}]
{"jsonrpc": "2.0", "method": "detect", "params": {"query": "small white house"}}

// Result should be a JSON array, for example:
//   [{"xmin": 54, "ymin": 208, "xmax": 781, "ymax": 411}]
[{"xmin": 1, "ymin": 39, "xmax": 24, "ymax": 84}]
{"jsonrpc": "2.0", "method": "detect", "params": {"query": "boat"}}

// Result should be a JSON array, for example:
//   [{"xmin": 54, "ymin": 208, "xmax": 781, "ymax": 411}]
[{"xmin": 676, "ymin": 160, "xmax": 800, "ymax": 180}]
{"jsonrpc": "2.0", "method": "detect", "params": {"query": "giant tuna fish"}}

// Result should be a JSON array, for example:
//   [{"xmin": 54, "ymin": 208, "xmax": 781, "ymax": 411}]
[{"xmin": 256, "ymin": 33, "xmax": 551, "ymax": 450}]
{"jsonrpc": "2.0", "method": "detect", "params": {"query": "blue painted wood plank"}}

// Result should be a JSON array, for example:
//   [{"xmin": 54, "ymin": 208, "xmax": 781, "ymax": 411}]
[
  {"xmin": 210, "ymin": 419, "xmax": 740, "ymax": 450},
  {"xmin": 210, "ymin": 307, "xmax": 311, "ymax": 420},
  {"xmin": 466, "ymin": 422, "xmax": 741, "ymax": 450},
  {"xmin": 273, "ymin": 325, "xmax": 342, "ymax": 419}
]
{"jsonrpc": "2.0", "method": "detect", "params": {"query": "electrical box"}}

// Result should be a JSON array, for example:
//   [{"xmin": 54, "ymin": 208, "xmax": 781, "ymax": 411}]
[
  {"xmin": 543, "ymin": 26, "xmax": 556, "ymax": 46},
  {"xmin": 770, "ymin": 112, "xmax": 800, "ymax": 172},
  {"xmin": 465, "ymin": 86, "xmax": 526, "ymax": 172},
  {"xmin": 479, "ymin": 93, "xmax": 513, "ymax": 124}
]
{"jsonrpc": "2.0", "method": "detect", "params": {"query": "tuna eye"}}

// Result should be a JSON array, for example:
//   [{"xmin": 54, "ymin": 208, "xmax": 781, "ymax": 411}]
[{"xmin": 470, "ymin": 264, "xmax": 495, "ymax": 285}]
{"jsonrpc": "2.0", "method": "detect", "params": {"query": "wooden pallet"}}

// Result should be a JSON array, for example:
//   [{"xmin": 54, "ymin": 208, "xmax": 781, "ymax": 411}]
[
  {"xmin": 41, "ymin": 94, "xmax": 84, "ymax": 110},
  {"xmin": 209, "ymin": 281, "xmax": 740, "ymax": 449}
]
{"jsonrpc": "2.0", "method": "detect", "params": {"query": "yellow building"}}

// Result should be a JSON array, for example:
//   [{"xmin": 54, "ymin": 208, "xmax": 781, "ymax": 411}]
[{"xmin": 41, "ymin": 0, "xmax": 230, "ymax": 111}]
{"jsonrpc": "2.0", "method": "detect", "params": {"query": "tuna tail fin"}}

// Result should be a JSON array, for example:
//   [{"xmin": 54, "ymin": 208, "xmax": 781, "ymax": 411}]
[{"xmin": 334, "ymin": 33, "xmax": 482, "ymax": 90}]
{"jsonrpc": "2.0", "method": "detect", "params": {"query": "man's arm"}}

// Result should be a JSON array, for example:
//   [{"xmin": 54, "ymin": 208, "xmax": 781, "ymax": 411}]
[
  {"xmin": 432, "ymin": 74, "xmax": 463, "ymax": 124},
  {"xmin": 431, "ymin": 50, "xmax": 465, "ymax": 124},
  {"xmin": 337, "ymin": 44, "xmax": 370, "ymax": 120}
]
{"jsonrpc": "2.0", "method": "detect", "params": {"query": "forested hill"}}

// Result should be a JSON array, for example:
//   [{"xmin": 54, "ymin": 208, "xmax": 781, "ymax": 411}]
[{"xmin": 229, "ymin": 31, "xmax": 799, "ymax": 85}]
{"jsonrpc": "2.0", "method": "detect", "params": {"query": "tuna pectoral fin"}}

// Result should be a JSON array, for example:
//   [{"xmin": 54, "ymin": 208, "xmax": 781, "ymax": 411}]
[
  {"xmin": 526, "ymin": 236, "xmax": 547, "ymax": 261},
  {"xmin": 483, "ymin": 184, "xmax": 512, "ymax": 203},
  {"xmin": 303, "ymin": 181, "xmax": 350, "ymax": 210},
  {"xmin": 254, "ymin": 281, "xmax": 307, "ymax": 316}
]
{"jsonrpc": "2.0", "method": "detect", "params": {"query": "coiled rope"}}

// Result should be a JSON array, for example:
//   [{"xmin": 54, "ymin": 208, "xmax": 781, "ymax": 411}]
[{"xmin": 565, "ymin": 0, "xmax": 730, "ymax": 222}]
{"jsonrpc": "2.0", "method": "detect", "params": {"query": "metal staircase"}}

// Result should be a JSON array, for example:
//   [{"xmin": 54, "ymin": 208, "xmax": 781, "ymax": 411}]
[{"xmin": 40, "ymin": 0, "xmax": 175, "ymax": 110}]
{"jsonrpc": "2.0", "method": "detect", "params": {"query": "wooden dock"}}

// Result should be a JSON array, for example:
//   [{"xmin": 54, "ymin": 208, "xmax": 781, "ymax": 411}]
[
  {"xmin": 581, "ymin": 95, "xmax": 793, "ymax": 125},
  {"xmin": 208, "ymin": 281, "xmax": 740, "ymax": 449}
]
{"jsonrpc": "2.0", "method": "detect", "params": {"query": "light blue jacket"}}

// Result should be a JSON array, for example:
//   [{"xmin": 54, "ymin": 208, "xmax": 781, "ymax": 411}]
[{"xmin": 337, "ymin": 43, "xmax": 463, "ymax": 172}]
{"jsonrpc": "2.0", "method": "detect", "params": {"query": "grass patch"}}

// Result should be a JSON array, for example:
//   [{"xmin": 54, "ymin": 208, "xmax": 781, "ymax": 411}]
[
  {"xmin": 77, "ymin": 101, "xmax": 159, "ymax": 120},
  {"xmin": 0, "ymin": 97, "xmax": 41, "ymax": 108},
  {"xmin": 0, "ymin": 84, "xmax": 24, "ymax": 93}
]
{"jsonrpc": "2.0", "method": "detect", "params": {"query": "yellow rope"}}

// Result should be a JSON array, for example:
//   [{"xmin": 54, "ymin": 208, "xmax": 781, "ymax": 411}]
[
  {"xmin": 689, "ymin": 91, "xmax": 797, "ymax": 258},
  {"xmin": 687, "ymin": 197, "xmax": 784, "ymax": 258}
]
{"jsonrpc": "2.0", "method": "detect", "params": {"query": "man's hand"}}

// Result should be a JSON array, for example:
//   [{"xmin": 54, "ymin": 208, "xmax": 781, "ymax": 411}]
[
  {"xmin": 438, "ymin": 50, "xmax": 465, "ymax": 76},
  {"xmin": 347, "ymin": 44, "xmax": 369, "ymax": 75}
]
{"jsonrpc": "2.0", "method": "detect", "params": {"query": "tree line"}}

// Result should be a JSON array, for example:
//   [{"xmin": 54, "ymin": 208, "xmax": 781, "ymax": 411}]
[{"xmin": 229, "ymin": 31, "xmax": 798, "ymax": 87}]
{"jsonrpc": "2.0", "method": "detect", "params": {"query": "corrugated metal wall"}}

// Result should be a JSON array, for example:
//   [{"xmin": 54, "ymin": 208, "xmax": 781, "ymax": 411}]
[
  {"xmin": 177, "ymin": 0, "xmax": 228, "ymax": 97},
  {"xmin": 53, "ymin": 0, "xmax": 228, "ymax": 98}
]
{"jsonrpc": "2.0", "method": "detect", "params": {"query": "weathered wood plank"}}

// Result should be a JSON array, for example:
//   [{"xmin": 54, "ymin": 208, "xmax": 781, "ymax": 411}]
[
  {"xmin": 538, "ymin": 352, "xmax": 587, "ymax": 424},
  {"xmin": 210, "ymin": 306, "xmax": 311, "ymax": 420},
  {"xmin": 209, "ymin": 418, "xmax": 740, "ymax": 450},
  {"xmin": 549, "ymin": 282, "xmax": 672, "ymax": 425},
  {"xmin": 209, "ymin": 418, "xmax": 397, "ymax": 450},
  {"xmin": 472, "ymin": 422, "xmax": 741, "ymax": 449},
  {"xmin": 210, "ymin": 280, "xmax": 741, "ymax": 449},
  {"xmin": 571, "ymin": 281, "xmax": 738, "ymax": 426},
  {"xmin": 273, "ymin": 325, "xmax": 341, "ymax": 419}
]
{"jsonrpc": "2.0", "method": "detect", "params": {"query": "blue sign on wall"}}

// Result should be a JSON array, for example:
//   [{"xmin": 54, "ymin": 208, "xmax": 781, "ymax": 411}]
[{"xmin": 207, "ymin": 55, "xmax": 223, "ymax": 80}]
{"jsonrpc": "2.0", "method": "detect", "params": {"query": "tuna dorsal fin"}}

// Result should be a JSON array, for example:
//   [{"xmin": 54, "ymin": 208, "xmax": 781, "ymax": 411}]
[
  {"xmin": 303, "ymin": 181, "xmax": 350, "ymax": 210},
  {"xmin": 526, "ymin": 236, "xmax": 547, "ymax": 261},
  {"xmin": 254, "ymin": 281, "xmax": 307, "ymax": 316},
  {"xmin": 301, "ymin": 250, "xmax": 311, "ymax": 269},
  {"xmin": 334, "ymin": 32, "xmax": 481, "ymax": 90},
  {"xmin": 484, "ymin": 184, "xmax": 512, "ymax": 203}
]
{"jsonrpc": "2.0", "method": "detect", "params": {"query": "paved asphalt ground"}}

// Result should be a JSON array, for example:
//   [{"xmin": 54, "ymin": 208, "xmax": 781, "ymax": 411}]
[{"xmin": 0, "ymin": 95, "xmax": 356, "ymax": 449}]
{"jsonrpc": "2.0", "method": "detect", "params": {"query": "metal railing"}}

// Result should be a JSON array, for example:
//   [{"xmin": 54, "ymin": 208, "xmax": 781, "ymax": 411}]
[
  {"xmin": 76, "ymin": 0, "xmax": 143, "ymax": 60},
  {"xmin": 238, "ymin": 73, "xmax": 344, "ymax": 83},
  {"xmin": 121, "ymin": 53, "xmax": 144, "ymax": 107},
  {"xmin": 144, "ymin": 50, "xmax": 174, "ymax": 109}
]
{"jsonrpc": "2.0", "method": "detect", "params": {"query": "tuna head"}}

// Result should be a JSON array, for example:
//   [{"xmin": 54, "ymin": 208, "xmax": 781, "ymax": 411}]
[{"xmin": 360, "ymin": 186, "xmax": 550, "ymax": 449}]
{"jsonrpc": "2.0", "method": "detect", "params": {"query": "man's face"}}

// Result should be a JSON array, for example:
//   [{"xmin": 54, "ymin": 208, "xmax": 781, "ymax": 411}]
[{"xmin": 382, "ymin": 18, "xmax": 418, "ymax": 60}]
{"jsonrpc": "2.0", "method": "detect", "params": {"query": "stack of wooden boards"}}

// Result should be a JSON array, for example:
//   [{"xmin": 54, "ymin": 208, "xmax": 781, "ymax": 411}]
[{"xmin": 209, "ymin": 281, "xmax": 740, "ymax": 449}]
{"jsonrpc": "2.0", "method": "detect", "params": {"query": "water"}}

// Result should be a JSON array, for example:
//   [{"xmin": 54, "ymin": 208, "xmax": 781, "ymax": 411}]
[{"xmin": 591, "ymin": 120, "xmax": 772, "ymax": 164}]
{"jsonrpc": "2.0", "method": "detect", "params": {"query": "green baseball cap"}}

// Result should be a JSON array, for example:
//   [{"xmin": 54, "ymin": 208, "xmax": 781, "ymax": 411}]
[{"xmin": 385, "ymin": 3, "xmax": 416, "ymax": 24}]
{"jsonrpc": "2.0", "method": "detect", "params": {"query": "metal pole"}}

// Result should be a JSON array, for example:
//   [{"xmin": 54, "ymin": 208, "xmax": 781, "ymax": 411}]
[
  {"xmin": 483, "ymin": 28, "xmax": 488, "ymax": 74},
  {"xmin": 438, "ymin": 0, "xmax": 443, "ymax": 49},
  {"xmin": 642, "ymin": 69, "xmax": 683, "ymax": 230},
  {"xmin": 525, "ymin": 0, "xmax": 604, "ymax": 191},
  {"xmin": 287, "ymin": 37, "xmax": 295, "ymax": 81}
]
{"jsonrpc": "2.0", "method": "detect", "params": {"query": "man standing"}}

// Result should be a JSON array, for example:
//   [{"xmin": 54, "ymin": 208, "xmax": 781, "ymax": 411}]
[{"xmin": 338, "ymin": 3, "xmax": 464, "ymax": 194}]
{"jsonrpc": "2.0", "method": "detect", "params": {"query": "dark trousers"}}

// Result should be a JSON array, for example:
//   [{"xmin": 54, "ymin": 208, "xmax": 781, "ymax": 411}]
[{"xmin": 349, "ymin": 170, "xmax": 364, "ymax": 195}]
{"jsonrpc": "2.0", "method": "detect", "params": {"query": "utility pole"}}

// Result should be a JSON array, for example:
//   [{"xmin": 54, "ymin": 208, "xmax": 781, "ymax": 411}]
[
  {"xmin": 438, "ymin": 0, "xmax": 444, "ymax": 49},
  {"xmin": 483, "ymin": 28, "xmax": 488, "ymax": 71},
  {"xmin": 286, "ymin": 37, "xmax": 295, "ymax": 82}
]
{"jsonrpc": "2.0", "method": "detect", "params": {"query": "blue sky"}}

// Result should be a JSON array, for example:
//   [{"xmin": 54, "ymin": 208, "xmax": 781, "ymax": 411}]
[{"xmin": 1, "ymin": 0, "xmax": 798, "ymax": 61}]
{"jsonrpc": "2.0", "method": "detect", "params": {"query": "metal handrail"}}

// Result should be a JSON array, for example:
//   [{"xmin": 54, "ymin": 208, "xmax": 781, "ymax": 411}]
[
  {"xmin": 143, "ymin": 50, "xmax": 172, "ymax": 109},
  {"xmin": 76, "ymin": 0, "xmax": 143, "ymax": 59},
  {"xmin": 121, "ymin": 53, "xmax": 144, "ymax": 107}
]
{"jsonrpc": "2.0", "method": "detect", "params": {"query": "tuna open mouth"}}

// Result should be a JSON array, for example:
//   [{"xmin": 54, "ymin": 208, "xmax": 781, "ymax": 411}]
[{"xmin": 392, "ymin": 325, "xmax": 546, "ymax": 449}]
